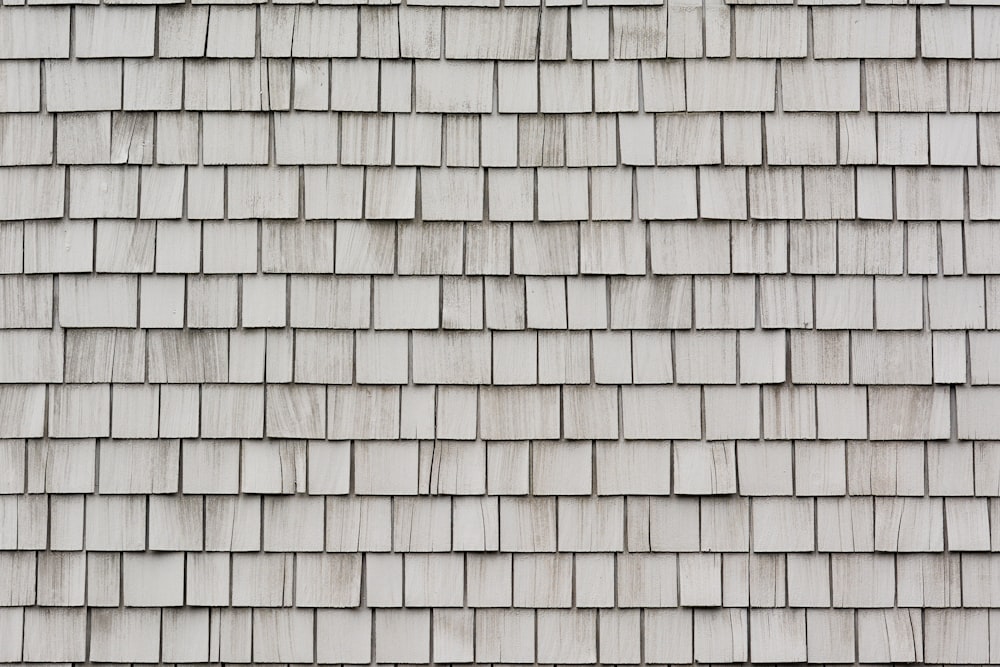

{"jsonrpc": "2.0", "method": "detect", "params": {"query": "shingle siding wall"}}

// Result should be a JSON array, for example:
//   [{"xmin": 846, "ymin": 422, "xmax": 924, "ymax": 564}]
[{"xmin": 0, "ymin": 0, "xmax": 998, "ymax": 663}]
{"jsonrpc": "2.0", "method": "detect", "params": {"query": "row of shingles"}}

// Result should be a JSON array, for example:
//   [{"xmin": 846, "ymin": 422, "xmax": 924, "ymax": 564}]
[
  {"xmin": 6, "ymin": 3, "xmax": 1000, "ymax": 115},
  {"xmin": 3, "ymin": 604, "xmax": 991, "ymax": 665},
  {"xmin": 3, "ymin": 246, "xmax": 1000, "ymax": 322},
  {"xmin": 0, "ymin": 491, "xmax": 995, "ymax": 555},
  {"xmin": 10, "ymin": 436, "xmax": 1000, "ymax": 497},
  {"xmin": 7, "ymin": 319, "xmax": 1000, "ymax": 382},
  {"xmin": 6, "ymin": 2, "xmax": 1000, "ymax": 124},
  {"xmin": 6, "ymin": 162, "xmax": 1000, "ymax": 222},
  {"xmin": 7, "ymin": 214, "xmax": 1000, "ymax": 278},
  {"xmin": 9, "ymin": 58, "xmax": 1000, "ymax": 113},
  {"xmin": 8, "ymin": 110, "xmax": 1000, "ymax": 168},
  {"xmin": 6, "ymin": 4, "xmax": 998, "ymax": 62},
  {"xmin": 8, "ymin": 548, "xmax": 1000, "ymax": 609},
  {"xmin": 0, "ymin": 379, "xmax": 998, "ymax": 440},
  {"xmin": 6, "ymin": 217, "xmax": 1000, "ymax": 278}
]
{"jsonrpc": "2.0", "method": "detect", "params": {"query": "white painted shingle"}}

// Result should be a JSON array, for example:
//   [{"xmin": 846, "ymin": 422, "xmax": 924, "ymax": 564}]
[
  {"xmin": 674, "ymin": 441, "xmax": 736, "ymax": 495},
  {"xmin": 0, "ymin": 7, "xmax": 70, "ymax": 59},
  {"xmin": 45, "ymin": 60, "xmax": 122, "ymax": 112},
  {"xmin": 857, "ymin": 609, "xmax": 924, "ymax": 662},
  {"xmin": 866, "ymin": 60, "xmax": 948, "ymax": 112},
  {"xmin": 813, "ymin": 7, "xmax": 916, "ymax": 58},
  {"xmin": 476, "ymin": 609, "xmax": 535, "ymax": 662},
  {"xmin": 621, "ymin": 386, "xmax": 701, "ymax": 439},
  {"xmin": 666, "ymin": 0, "xmax": 702, "ymax": 58},
  {"xmin": 446, "ymin": 7, "xmax": 538, "ymax": 59},
  {"xmin": 644, "ymin": 610, "xmax": 693, "ymax": 662},
  {"xmin": 416, "ymin": 61, "xmax": 494, "ymax": 113},
  {"xmin": 695, "ymin": 609, "xmax": 748, "ymax": 662},
  {"xmin": 852, "ymin": 332, "xmax": 933, "ymax": 385},
  {"xmin": 782, "ymin": 60, "xmax": 861, "ymax": 111},
  {"xmin": 922, "ymin": 7, "xmax": 972, "ymax": 58},
  {"xmin": 158, "ymin": 6, "xmax": 209, "ymax": 57},
  {"xmin": 228, "ymin": 166, "xmax": 299, "ymax": 219},
  {"xmin": 735, "ymin": 7, "xmax": 806, "ymax": 57},
  {"xmin": 75, "ymin": 7, "xmax": 154, "ymax": 58},
  {"xmin": 89, "ymin": 609, "xmax": 161, "ymax": 663},
  {"xmin": 613, "ymin": 7, "xmax": 667, "ymax": 58},
  {"xmin": 685, "ymin": 60, "xmax": 776, "ymax": 111},
  {"xmin": 187, "ymin": 59, "xmax": 291, "ymax": 112}
]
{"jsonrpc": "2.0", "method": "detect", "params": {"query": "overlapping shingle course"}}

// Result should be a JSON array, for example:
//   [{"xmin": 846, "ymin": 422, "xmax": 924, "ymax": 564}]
[{"xmin": 1, "ymin": 0, "xmax": 1000, "ymax": 662}]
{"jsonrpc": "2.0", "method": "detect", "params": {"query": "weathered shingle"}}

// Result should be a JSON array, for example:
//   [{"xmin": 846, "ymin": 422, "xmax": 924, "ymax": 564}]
[{"xmin": 0, "ymin": 8, "xmax": 70, "ymax": 59}]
